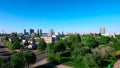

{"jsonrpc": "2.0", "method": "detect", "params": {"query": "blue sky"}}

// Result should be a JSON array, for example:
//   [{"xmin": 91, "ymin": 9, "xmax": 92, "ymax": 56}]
[{"xmin": 0, "ymin": 0, "xmax": 120, "ymax": 33}]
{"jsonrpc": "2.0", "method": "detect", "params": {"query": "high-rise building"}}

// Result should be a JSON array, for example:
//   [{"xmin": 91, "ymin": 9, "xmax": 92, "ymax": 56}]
[
  {"xmin": 2, "ymin": 30, "xmax": 4, "ymax": 34},
  {"xmin": 40, "ymin": 29, "xmax": 42, "ymax": 36},
  {"xmin": 37, "ymin": 29, "xmax": 42, "ymax": 36},
  {"xmin": 37, "ymin": 29, "xmax": 39, "ymax": 35},
  {"xmin": 29, "ymin": 29, "xmax": 34, "ymax": 35},
  {"xmin": 24, "ymin": 29, "xmax": 26, "ymax": 35},
  {"xmin": 48, "ymin": 29, "xmax": 54, "ymax": 36},
  {"xmin": 62, "ymin": 31, "xmax": 64, "ymax": 35},
  {"xmin": 100, "ymin": 27, "xmax": 105, "ymax": 34}
]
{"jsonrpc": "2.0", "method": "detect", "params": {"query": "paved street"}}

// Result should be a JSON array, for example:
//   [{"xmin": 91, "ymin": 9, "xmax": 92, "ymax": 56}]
[
  {"xmin": 36, "ymin": 53, "xmax": 47, "ymax": 63},
  {"xmin": 31, "ymin": 53, "xmax": 72, "ymax": 68},
  {"xmin": 0, "ymin": 42, "xmax": 12, "ymax": 59}
]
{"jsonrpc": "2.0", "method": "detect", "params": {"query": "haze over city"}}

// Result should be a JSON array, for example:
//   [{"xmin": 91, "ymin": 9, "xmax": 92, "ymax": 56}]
[{"xmin": 0, "ymin": 0, "xmax": 120, "ymax": 33}]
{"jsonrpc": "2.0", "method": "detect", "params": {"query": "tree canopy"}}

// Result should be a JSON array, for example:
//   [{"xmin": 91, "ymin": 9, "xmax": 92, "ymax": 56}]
[
  {"xmin": 11, "ymin": 52, "xmax": 25, "ymax": 68},
  {"xmin": 97, "ymin": 36, "xmax": 110, "ymax": 44},
  {"xmin": 82, "ymin": 35, "xmax": 97, "ymax": 48},
  {"xmin": 38, "ymin": 38, "xmax": 46, "ymax": 52}
]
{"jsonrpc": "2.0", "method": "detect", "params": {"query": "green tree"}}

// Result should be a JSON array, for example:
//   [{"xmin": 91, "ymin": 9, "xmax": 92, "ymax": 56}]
[
  {"xmin": 23, "ymin": 50, "xmax": 36, "ymax": 68},
  {"xmin": 110, "ymin": 38, "xmax": 117, "ymax": 43},
  {"xmin": 0, "ymin": 56, "xmax": 11, "ymax": 68},
  {"xmin": 54, "ymin": 41, "xmax": 66, "ymax": 54},
  {"xmin": 38, "ymin": 39, "xmax": 46, "ymax": 52},
  {"xmin": 47, "ymin": 43, "xmax": 54, "ymax": 55},
  {"xmin": 83, "ymin": 54, "xmax": 100, "ymax": 68},
  {"xmin": 116, "ymin": 35, "xmax": 120, "ymax": 40},
  {"xmin": 97, "ymin": 36, "xmax": 110, "ymax": 44},
  {"xmin": 68, "ymin": 35, "xmax": 75, "ymax": 43},
  {"xmin": 0, "ymin": 56, "xmax": 6, "ymax": 68},
  {"xmin": 9, "ymin": 40, "xmax": 20, "ymax": 51},
  {"xmin": 75, "ymin": 34, "xmax": 81, "ymax": 42},
  {"xmin": 24, "ymin": 40, "xmax": 29, "ymax": 46},
  {"xmin": 5, "ymin": 35, "xmax": 9, "ymax": 41},
  {"xmin": 92, "ymin": 45, "xmax": 115, "ymax": 58},
  {"xmin": 83, "ymin": 35, "xmax": 97, "ymax": 48},
  {"xmin": 3, "ymin": 40, "xmax": 11, "ymax": 47},
  {"xmin": 11, "ymin": 52, "xmax": 25, "ymax": 68},
  {"xmin": 47, "ymin": 41, "xmax": 66, "ymax": 63},
  {"xmin": 110, "ymin": 43, "xmax": 120, "ymax": 51},
  {"xmin": 72, "ymin": 47, "xmax": 90, "ymax": 61}
]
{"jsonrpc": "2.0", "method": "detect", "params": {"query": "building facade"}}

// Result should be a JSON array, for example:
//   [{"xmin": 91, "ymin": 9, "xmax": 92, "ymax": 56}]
[
  {"xmin": 48, "ymin": 29, "xmax": 54, "ymax": 36},
  {"xmin": 24, "ymin": 29, "xmax": 26, "ymax": 35},
  {"xmin": 41, "ymin": 36, "xmax": 53, "ymax": 44},
  {"xmin": 40, "ymin": 29, "xmax": 42, "ymax": 36},
  {"xmin": 100, "ymin": 27, "xmax": 105, "ymax": 34},
  {"xmin": 29, "ymin": 29, "xmax": 34, "ymax": 35}
]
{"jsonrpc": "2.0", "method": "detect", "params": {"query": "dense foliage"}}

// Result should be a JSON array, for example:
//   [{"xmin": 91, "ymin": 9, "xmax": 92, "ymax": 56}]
[
  {"xmin": 38, "ymin": 38, "xmax": 46, "ymax": 52},
  {"xmin": 46, "ymin": 34, "xmax": 120, "ymax": 68},
  {"xmin": 6, "ymin": 50, "xmax": 36, "ymax": 68}
]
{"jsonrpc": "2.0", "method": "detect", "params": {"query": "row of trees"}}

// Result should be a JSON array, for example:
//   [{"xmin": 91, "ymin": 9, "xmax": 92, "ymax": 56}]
[
  {"xmin": 46, "ymin": 34, "xmax": 120, "ymax": 68},
  {"xmin": 0, "ymin": 50, "xmax": 36, "ymax": 68}
]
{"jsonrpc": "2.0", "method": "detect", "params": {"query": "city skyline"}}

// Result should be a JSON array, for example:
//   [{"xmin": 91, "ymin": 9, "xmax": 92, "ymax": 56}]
[{"xmin": 0, "ymin": 0, "xmax": 120, "ymax": 33}]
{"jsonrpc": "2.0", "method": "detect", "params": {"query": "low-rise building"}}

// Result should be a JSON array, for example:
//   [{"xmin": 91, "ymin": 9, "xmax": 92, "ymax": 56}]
[
  {"xmin": 0, "ymin": 36, "xmax": 5, "ymax": 42},
  {"xmin": 41, "ymin": 36, "xmax": 53, "ymax": 44}
]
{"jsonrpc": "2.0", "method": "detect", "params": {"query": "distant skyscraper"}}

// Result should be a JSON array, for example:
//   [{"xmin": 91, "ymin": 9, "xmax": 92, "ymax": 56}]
[
  {"xmin": 40, "ymin": 29, "xmax": 42, "ymax": 36},
  {"xmin": 62, "ymin": 31, "xmax": 64, "ymax": 35},
  {"xmin": 24, "ymin": 29, "xmax": 26, "ymax": 35},
  {"xmin": 37, "ymin": 29, "xmax": 42, "ymax": 36},
  {"xmin": 37, "ymin": 29, "xmax": 39, "ymax": 35},
  {"xmin": 48, "ymin": 29, "xmax": 54, "ymax": 36},
  {"xmin": 100, "ymin": 27, "xmax": 105, "ymax": 34},
  {"xmin": 2, "ymin": 30, "xmax": 4, "ymax": 34},
  {"xmin": 29, "ymin": 29, "xmax": 34, "ymax": 35}
]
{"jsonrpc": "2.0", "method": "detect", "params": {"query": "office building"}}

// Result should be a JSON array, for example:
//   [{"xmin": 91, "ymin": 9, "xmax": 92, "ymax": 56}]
[
  {"xmin": 24, "ymin": 29, "xmax": 26, "ymax": 35},
  {"xmin": 37, "ymin": 29, "xmax": 42, "ymax": 36},
  {"xmin": 48, "ymin": 29, "xmax": 54, "ymax": 36},
  {"xmin": 100, "ymin": 27, "xmax": 105, "ymax": 34},
  {"xmin": 62, "ymin": 31, "xmax": 64, "ymax": 35},
  {"xmin": 29, "ymin": 29, "xmax": 34, "ymax": 35},
  {"xmin": 37, "ymin": 29, "xmax": 39, "ymax": 35},
  {"xmin": 40, "ymin": 29, "xmax": 42, "ymax": 36}
]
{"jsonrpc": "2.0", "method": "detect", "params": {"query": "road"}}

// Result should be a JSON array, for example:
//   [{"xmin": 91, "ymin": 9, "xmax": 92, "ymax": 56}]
[
  {"xmin": 0, "ymin": 42, "xmax": 12, "ymax": 60},
  {"xmin": 36, "ymin": 53, "xmax": 47, "ymax": 63}
]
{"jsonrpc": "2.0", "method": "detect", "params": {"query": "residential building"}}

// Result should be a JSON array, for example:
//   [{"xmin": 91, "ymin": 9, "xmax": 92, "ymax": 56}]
[
  {"xmin": 0, "ymin": 37, "xmax": 5, "ymax": 42},
  {"xmin": 100, "ymin": 27, "xmax": 105, "ymax": 34},
  {"xmin": 11, "ymin": 32, "xmax": 17, "ymax": 36},
  {"xmin": 41, "ymin": 36, "xmax": 53, "ymax": 44}
]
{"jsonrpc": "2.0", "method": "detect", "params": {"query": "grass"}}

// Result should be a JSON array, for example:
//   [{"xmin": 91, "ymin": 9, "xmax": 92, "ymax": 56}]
[{"xmin": 64, "ymin": 60, "xmax": 85, "ymax": 68}]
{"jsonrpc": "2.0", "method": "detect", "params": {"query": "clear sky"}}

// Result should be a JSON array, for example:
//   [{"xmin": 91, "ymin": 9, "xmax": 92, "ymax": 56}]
[{"xmin": 0, "ymin": 0, "xmax": 120, "ymax": 33}]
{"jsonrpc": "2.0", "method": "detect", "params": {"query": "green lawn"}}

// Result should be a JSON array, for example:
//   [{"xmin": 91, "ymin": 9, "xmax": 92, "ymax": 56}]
[{"xmin": 64, "ymin": 60, "xmax": 85, "ymax": 68}]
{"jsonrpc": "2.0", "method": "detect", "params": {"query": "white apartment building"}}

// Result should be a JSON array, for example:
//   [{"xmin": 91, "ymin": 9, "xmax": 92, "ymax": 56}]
[{"xmin": 41, "ymin": 36, "xmax": 53, "ymax": 44}]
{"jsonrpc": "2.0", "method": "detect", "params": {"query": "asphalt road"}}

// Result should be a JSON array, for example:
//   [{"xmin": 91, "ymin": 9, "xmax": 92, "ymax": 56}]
[
  {"xmin": 0, "ymin": 42, "xmax": 12, "ymax": 60},
  {"xmin": 0, "ymin": 42, "xmax": 47, "ymax": 64},
  {"xmin": 36, "ymin": 53, "xmax": 47, "ymax": 63}
]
